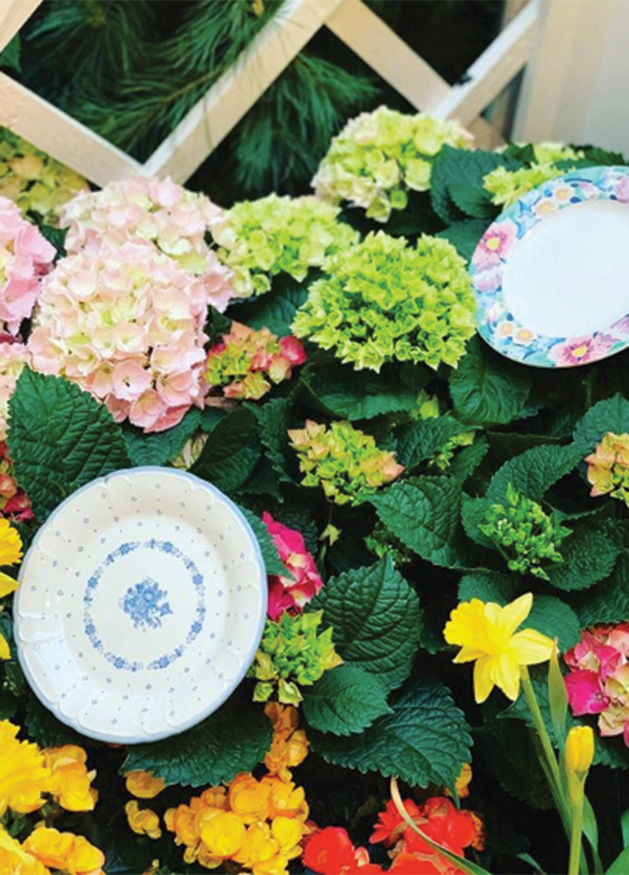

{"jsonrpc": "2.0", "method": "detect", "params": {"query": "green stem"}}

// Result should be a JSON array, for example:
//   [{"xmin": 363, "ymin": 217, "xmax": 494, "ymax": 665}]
[{"xmin": 569, "ymin": 799, "xmax": 584, "ymax": 875}]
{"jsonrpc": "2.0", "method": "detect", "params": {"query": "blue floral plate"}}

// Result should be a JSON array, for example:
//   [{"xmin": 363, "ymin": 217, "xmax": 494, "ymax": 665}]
[
  {"xmin": 471, "ymin": 166, "xmax": 629, "ymax": 367},
  {"xmin": 13, "ymin": 468, "xmax": 267, "ymax": 743}
]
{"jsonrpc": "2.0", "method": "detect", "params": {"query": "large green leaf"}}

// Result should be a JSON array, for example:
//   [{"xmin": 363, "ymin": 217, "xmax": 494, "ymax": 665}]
[
  {"xmin": 123, "ymin": 408, "xmax": 201, "ymax": 467},
  {"xmin": 458, "ymin": 571, "xmax": 517, "ymax": 605},
  {"xmin": 310, "ymin": 678, "xmax": 471, "ymax": 792},
  {"xmin": 237, "ymin": 505, "xmax": 286, "ymax": 577},
  {"xmin": 395, "ymin": 416, "xmax": 469, "ymax": 470},
  {"xmin": 574, "ymin": 551, "xmax": 629, "ymax": 626},
  {"xmin": 302, "ymin": 664, "xmax": 392, "ymax": 736},
  {"xmin": 572, "ymin": 394, "xmax": 629, "ymax": 454},
  {"xmin": 545, "ymin": 523, "xmax": 621, "ymax": 591},
  {"xmin": 191, "ymin": 407, "xmax": 261, "ymax": 494},
  {"xmin": 309, "ymin": 557, "xmax": 421, "ymax": 690},
  {"xmin": 8, "ymin": 370, "xmax": 130, "ymax": 521},
  {"xmin": 254, "ymin": 398, "xmax": 293, "ymax": 485},
  {"xmin": 122, "ymin": 691, "xmax": 272, "ymax": 787},
  {"xmin": 430, "ymin": 146, "xmax": 519, "ymax": 223},
  {"xmin": 449, "ymin": 338, "xmax": 532, "ymax": 428},
  {"xmin": 370, "ymin": 477, "xmax": 472, "ymax": 569},
  {"xmin": 436, "ymin": 218, "xmax": 489, "ymax": 262},
  {"xmin": 486, "ymin": 443, "xmax": 582, "ymax": 503}
]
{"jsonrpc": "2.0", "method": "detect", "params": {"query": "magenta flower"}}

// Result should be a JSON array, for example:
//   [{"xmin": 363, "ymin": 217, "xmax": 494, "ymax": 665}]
[
  {"xmin": 565, "ymin": 670, "xmax": 608, "ymax": 715},
  {"xmin": 262, "ymin": 511, "xmax": 323, "ymax": 620}
]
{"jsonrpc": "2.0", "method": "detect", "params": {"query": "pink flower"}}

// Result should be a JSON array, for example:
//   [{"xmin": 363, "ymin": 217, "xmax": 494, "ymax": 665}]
[
  {"xmin": 548, "ymin": 334, "xmax": 615, "ymax": 367},
  {"xmin": 0, "ymin": 342, "xmax": 30, "ymax": 440},
  {"xmin": 112, "ymin": 360, "xmax": 152, "ymax": 402},
  {"xmin": 472, "ymin": 220, "xmax": 517, "ymax": 270},
  {"xmin": 565, "ymin": 670, "xmax": 608, "ymax": 715},
  {"xmin": 280, "ymin": 335, "xmax": 308, "ymax": 366},
  {"xmin": 262, "ymin": 511, "xmax": 323, "ymax": 620}
]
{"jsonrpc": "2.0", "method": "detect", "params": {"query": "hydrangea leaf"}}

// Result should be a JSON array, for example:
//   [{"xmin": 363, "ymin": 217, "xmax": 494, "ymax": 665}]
[
  {"xmin": 430, "ymin": 146, "xmax": 520, "ymax": 222},
  {"xmin": 122, "ymin": 691, "xmax": 273, "ymax": 787},
  {"xmin": 458, "ymin": 571, "xmax": 517, "ymax": 605},
  {"xmin": 479, "ymin": 718, "xmax": 554, "ymax": 810},
  {"xmin": 0, "ymin": 35, "xmax": 20, "ymax": 72},
  {"xmin": 310, "ymin": 677, "xmax": 471, "ymax": 793},
  {"xmin": 524, "ymin": 595, "xmax": 581, "ymax": 651},
  {"xmin": 572, "ymin": 394, "xmax": 629, "ymax": 455},
  {"xmin": 123, "ymin": 408, "xmax": 201, "ymax": 467},
  {"xmin": 460, "ymin": 495, "xmax": 494, "ymax": 548},
  {"xmin": 574, "ymin": 551, "xmax": 629, "ymax": 626},
  {"xmin": 299, "ymin": 364, "xmax": 421, "ymax": 421},
  {"xmin": 449, "ymin": 338, "xmax": 532, "ymax": 427},
  {"xmin": 436, "ymin": 219, "xmax": 489, "ymax": 262},
  {"xmin": 236, "ymin": 505, "xmax": 286, "ymax": 577},
  {"xmin": 309, "ymin": 556, "xmax": 421, "ymax": 690},
  {"xmin": 302, "ymin": 664, "xmax": 392, "ymax": 736},
  {"xmin": 545, "ymin": 523, "xmax": 621, "ymax": 591},
  {"xmin": 233, "ymin": 280, "xmax": 309, "ymax": 337},
  {"xmin": 8, "ymin": 370, "xmax": 131, "ymax": 521},
  {"xmin": 370, "ymin": 477, "xmax": 474, "ymax": 569},
  {"xmin": 448, "ymin": 435, "xmax": 489, "ymax": 482},
  {"xmin": 486, "ymin": 443, "xmax": 582, "ymax": 503},
  {"xmin": 395, "ymin": 416, "xmax": 469, "ymax": 470},
  {"xmin": 253, "ymin": 398, "xmax": 293, "ymax": 485},
  {"xmin": 191, "ymin": 407, "xmax": 261, "ymax": 494},
  {"xmin": 0, "ymin": 688, "xmax": 17, "ymax": 720}
]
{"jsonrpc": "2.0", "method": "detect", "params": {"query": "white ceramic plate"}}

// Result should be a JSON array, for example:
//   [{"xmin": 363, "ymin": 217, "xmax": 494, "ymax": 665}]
[{"xmin": 14, "ymin": 468, "xmax": 267, "ymax": 744}]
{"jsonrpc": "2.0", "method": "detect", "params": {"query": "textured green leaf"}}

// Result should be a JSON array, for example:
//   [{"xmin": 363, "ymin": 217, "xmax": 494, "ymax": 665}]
[
  {"xmin": 191, "ymin": 407, "xmax": 261, "ymax": 494},
  {"xmin": 448, "ymin": 435, "xmax": 489, "ymax": 482},
  {"xmin": 486, "ymin": 443, "xmax": 582, "ymax": 503},
  {"xmin": 430, "ymin": 146, "xmax": 519, "ymax": 222},
  {"xmin": 395, "ymin": 416, "xmax": 468, "ymax": 470},
  {"xmin": 545, "ymin": 523, "xmax": 620, "ymax": 591},
  {"xmin": 302, "ymin": 664, "xmax": 392, "ymax": 736},
  {"xmin": 572, "ymin": 394, "xmax": 629, "ymax": 454},
  {"xmin": 309, "ymin": 557, "xmax": 421, "ymax": 690},
  {"xmin": 300, "ymin": 364, "xmax": 420, "ymax": 421},
  {"xmin": 449, "ymin": 338, "xmax": 532, "ymax": 428},
  {"xmin": 525, "ymin": 595, "xmax": 581, "ymax": 651},
  {"xmin": 574, "ymin": 551, "xmax": 629, "ymax": 625},
  {"xmin": 460, "ymin": 494, "xmax": 493, "ymax": 548},
  {"xmin": 0, "ymin": 614, "xmax": 26, "ymax": 698},
  {"xmin": 8, "ymin": 371, "xmax": 131, "ymax": 521},
  {"xmin": 0, "ymin": 688, "xmax": 17, "ymax": 720},
  {"xmin": 371, "ymin": 477, "xmax": 472, "ymax": 569},
  {"xmin": 458, "ymin": 571, "xmax": 517, "ymax": 605},
  {"xmin": 310, "ymin": 678, "xmax": 471, "ymax": 792},
  {"xmin": 436, "ymin": 219, "xmax": 489, "ymax": 262},
  {"xmin": 479, "ymin": 719, "xmax": 554, "ymax": 810},
  {"xmin": 123, "ymin": 408, "xmax": 201, "ymax": 466},
  {"xmin": 254, "ymin": 398, "xmax": 293, "ymax": 484},
  {"xmin": 237, "ymin": 505, "xmax": 286, "ymax": 577},
  {"xmin": 123, "ymin": 692, "xmax": 272, "ymax": 787},
  {"xmin": 235, "ymin": 279, "xmax": 309, "ymax": 336}
]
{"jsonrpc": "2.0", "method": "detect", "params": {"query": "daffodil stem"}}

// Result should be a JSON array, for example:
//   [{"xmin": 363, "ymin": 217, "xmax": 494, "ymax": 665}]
[{"xmin": 569, "ymin": 799, "xmax": 584, "ymax": 875}]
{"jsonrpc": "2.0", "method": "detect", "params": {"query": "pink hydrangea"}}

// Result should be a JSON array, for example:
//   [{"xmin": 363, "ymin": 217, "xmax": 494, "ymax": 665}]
[
  {"xmin": 0, "ymin": 196, "xmax": 55, "ymax": 335},
  {"xmin": 0, "ymin": 341, "xmax": 30, "ymax": 440},
  {"xmin": 262, "ymin": 511, "xmax": 323, "ymax": 620},
  {"xmin": 28, "ymin": 239, "xmax": 212, "ymax": 432},
  {"xmin": 60, "ymin": 177, "xmax": 235, "ymax": 312},
  {"xmin": 565, "ymin": 624, "xmax": 629, "ymax": 746}
]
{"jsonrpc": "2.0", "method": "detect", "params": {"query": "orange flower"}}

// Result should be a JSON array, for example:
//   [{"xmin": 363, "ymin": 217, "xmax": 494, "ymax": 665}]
[
  {"xmin": 228, "ymin": 773, "xmax": 272, "ymax": 824},
  {"xmin": 124, "ymin": 770, "xmax": 166, "ymax": 799},
  {"xmin": 200, "ymin": 811, "xmax": 246, "ymax": 858},
  {"xmin": 265, "ymin": 702, "xmax": 300, "ymax": 735},
  {"xmin": 261, "ymin": 775, "xmax": 309, "ymax": 821},
  {"xmin": 164, "ymin": 803, "xmax": 200, "ymax": 848},
  {"xmin": 199, "ymin": 786, "xmax": 227, "ymax": 809},
  {"xmin": 126, "ymin": 800, "xmax": 162, "ymax": 839},
  {"xmin": 23, "ymin": 827, "xmax": 105, "ymax": 875},
  {"xmin": 44, "ymin": 746, "xmax": 97, "ymax": 812}
]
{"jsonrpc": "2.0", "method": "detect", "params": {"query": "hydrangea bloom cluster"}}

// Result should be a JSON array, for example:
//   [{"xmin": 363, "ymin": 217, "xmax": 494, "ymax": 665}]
[
  {"xmin": 205, "ymin": 321, "xmax": 306, "ymax": 400},
  {"xmin": 165, "ymin": 729, "xmax": 310, "ymax": 875},
  {"xmin": 249, "ymin": 610, "xmax": 342, "ymax": 705},
  {"xmin": 0, "ymin": 127, "xmax": 88, "ymax": 225},
  {"xmin": 28, "ymin": 240, "xmax": 213, "ymax": 432},
  {"xmin": 564, "ymin": 624, "xmax": 629, "ymax": 746},
  {"xmin": 0, "ymin": 441, "xmax": 32, "ymax": 521},
  {"xmin": 478, "ymin": 484, "xmax": 570, "ymax": 579},
  {"xmin": 262, "ymin": 512, "xmax": 324, "ymax": 620},
  {"xmin": 0, "ymin": 342, "xmax": 30, "ymax": 440},
  {"xmin": 312, "ymin": 106, "xmax": 473, "ymax": 221},
  {"xmin": 585, "ymin": 432, "xmax": 629, "ymax": 506},
  {"xmin": 292, "ymin": 232, "xmax": 475, "ymax": 371},
  {"xmin": 288, "ymin": 420, "xmax": 404, "ymax": 506},
  {"xmin": 0, "ymin": 197, "xmax": 56, "ymax": 336},
  {"xmin": 61, "ymin": 176, "xmax": 234, "ymax": 312},
  {"xmin": 208, "ymin": 194, "xmax": 359, "ymax": 298},
  {"xmin": 2, "ymin": 824, "xmax": 106, "ymax": 875},
  {"xmin": 483, "ymin": 144, "xmax": 584, "ymax": 208}
]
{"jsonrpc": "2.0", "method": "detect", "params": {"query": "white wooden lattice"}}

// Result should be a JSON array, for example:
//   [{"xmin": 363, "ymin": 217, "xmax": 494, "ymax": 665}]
[{"xmin": 0, "ymin": 0, "xmax": 543, "ymax": 188}]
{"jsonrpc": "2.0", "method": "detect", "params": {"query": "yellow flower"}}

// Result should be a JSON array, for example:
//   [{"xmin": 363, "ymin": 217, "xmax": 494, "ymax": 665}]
[
  {"xmin": 44, "ymin": 745, "xmax": 97, "ymax": 811},
  {"xmin": 199, "ymin": 786, "xmax": 227, "ymax": 809},
  {"xmin": 125, "ymin": 769, "xmax": 166, "ymax": 799},
  {"xmin": 125, "ymin": 800, "xmax": 162, "ymax": 839},
  {"xmin": 24, "ymin": 827, "xmax": 105, "ymax": 875},
  {"xmin": 443, "ymin": 593, "xmax": 555, "ymax": 702},
  {"xmin": 228, "ymin": 773, "xmax": 272, "ymax": 824},
  {"xmin": 0, "ymin": 518, "xmax": 22, "ymax": 565},
  {"xmin": 565, "ymin": 726, "xmax": 595, "ymax": 778},
  {"xmin": 0, "ymin": 720, "xmax": 50, "ymax": 816},
  {"xmin": 232, "ymin": 822, "xmax": 280, "ymax": 869},
  {"xmin": 200, "ymin": 811, "xmax": 246, "ymax": 858},
  {"xmin": 261, "ymin": 776, "xmax": 309, "ymax": 821},
  {"xmin": 0, "ymin": 631, "xmax": 10, "ymax": 660},
  {"xmin": 0, "ymin": 824, "xmax": 50, "ymax": 875},
  {"xmin": 164, "ymin": 802, "xmax": 200, "ymax": 848},
  {"xmin": 271, "ymin": 816, "xmax": 304, "ymax": 858}
]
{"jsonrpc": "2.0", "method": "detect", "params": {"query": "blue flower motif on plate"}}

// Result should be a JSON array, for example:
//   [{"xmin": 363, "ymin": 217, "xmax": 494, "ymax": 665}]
[{"xmin": 120, "ymin": 578, "xmax": 173, "ymax": 630}]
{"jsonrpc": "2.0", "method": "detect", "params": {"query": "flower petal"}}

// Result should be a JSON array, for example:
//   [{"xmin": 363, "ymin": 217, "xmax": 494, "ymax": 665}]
[
  {"xmin": 493, "ymin": 652, "xmax": 521, "ymax": 701},
  {"xmin": 0, "ymin": 633, "xmax": 10, "ymax": 660},
  {"xmin": 444, "ymin": 599, "xmax": 488, "ymax": 647},
  {"xmin": 0, "ymin": 572, "xmax": 18, "ymax": 597},
  {"xmin": 473, "ymin": 657, "xmax": 495, "ymax": 703},
  {"xmin": 497, "ymin": 593, "xmax": 533, "ymax": 638},
  {"xmin": 509, "ymin": 628, "xmax": 555, "ymax": 665}
]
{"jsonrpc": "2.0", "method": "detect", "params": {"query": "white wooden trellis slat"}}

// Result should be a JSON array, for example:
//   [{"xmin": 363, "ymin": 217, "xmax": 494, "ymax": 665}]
[{"xmin": 0, "ymin": 0, "xmax": 547, "ymax": 189}]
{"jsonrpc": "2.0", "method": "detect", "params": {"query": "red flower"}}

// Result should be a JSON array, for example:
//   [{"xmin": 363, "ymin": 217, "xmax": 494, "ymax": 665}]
[
  {"xmin": 302, "ymin": 827, "xmax": 358, "ymax": 874},
  {"xmin": 262, "ymin": 512, "xmax": 323, "ymax": 620},
  {"xmin": 390, "ymin": 852, "xmax": 464, "ymax": 874},
  {"xmin": 371, "ymin": 798, "xmax": 422, "ymax": 847}
]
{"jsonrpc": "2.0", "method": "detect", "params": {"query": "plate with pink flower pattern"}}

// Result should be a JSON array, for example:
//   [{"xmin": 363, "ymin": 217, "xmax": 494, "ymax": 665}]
[
  {"xmin": 14, "ymin": 467, "xmax": 267, "ymax": 744},
  {"xmin": 471, "ymin": 166, "xmax": 629, "ymax": 367}
]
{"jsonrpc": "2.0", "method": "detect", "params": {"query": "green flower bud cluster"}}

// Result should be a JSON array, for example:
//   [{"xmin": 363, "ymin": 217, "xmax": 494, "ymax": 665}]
[
  {"xmin": 249, "ymin": 611, "xmax": 343, "ymax": 706},
  {"xmin": 429, "ymin": 431, "xmax": 475, "ymax": 473},
  {"xmin": 209, "ymin": 193, "xmax": 359, "ymax": 298},
  {"xmin": 0, "ymin": 127, "xmax": 88, "ymax": 225},
  {"xmin": 479, "ymin": 484, "xmax": 570, "ymax": 579},
  {"xmin": 313, "ymin": 105, "xmax": 473, "ymax": 222},
  {"xmin": 288, "ymin": 419, "xmax": 404, "ymax": 506},
  {"xmin": 365, "ymin": 523, "xmax": 414, "ymax": 567},
  {"xmin": 292, "ymin": 231, "xmax": 475, "ymax": 372},
  {"xmin": 483, "ymin": 143, "xmax": 584, "ymax": 208}
]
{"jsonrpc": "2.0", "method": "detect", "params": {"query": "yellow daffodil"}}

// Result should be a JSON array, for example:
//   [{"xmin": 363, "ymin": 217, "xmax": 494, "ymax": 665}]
[
  {"xmin": 125, "ymin": 800, "xmax": 162, "ymax": 839},
  {"xmin": 124, "ymin": 769, "xmax": 166, "ymax": 799},
  {"xmin": 0, "ymin": 721, "xmax": 50, "ymax": 816},
  {"xmin": 444, "ymin": 593, "xmax": 555, "ymax": 702},
  {"xmin": 565, "ymin": 726, "xmax": 595, "ymax": 777}
]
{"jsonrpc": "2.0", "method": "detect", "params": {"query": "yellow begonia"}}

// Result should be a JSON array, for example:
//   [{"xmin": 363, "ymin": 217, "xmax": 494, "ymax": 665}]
[
  {"xmin": 44, "ymin": 745, "xmax": 97, "ymax": 811},
  {"xmin": 125, "ymin": 800, "xmax": 162, "ymax": 839},
  {"xmin": 0, "ymin": 825, "xmax": 50, "ymax": 875},
  {"xmin": 0, "ymin": 720, "xmax": 50, "ymax": 816},
  {"xmin": 228, "ymin": 773, "xmax": 272, "ymax": 824},
  {"xmin": 23, "ymin": 827, "xmax": 105, "ymax": 875},
  {"xmin": 263, "ymin": 703, "xmax": 309, "ymax": 781},
  {"xmin": 125, "ymin": 769, "xmax": 166, "ymax": 799},
  {"xmin": 444, "ymin": 593, "xmax": 555, "ymax": 703},
  {"xmin": 261, "ymin": 776, "xmax": 309, "ymax": 821},
  {"xmin": 232, "ymin": 822, "xmax": 280, "ymax": 869},
  {"xmin": 200, "ymin": 811, "xmax": 246, "ymax": 858},
  {"xmin": 0, "ymin": 519, "xmax": 22, "ymax": 617}
]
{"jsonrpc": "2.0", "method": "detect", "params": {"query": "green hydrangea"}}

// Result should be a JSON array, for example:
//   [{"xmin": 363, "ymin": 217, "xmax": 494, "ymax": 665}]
[
  {"xmin": 313, "ymin": 105, "xmax": 473, "ymax": 221},
  {"xmin": 365, "ymin": 523, "xmax": 414, "ymax": 567},
  {"xmin": 288, "ymin": 419, "xmax": 404, "ymax": 506},
  {"xmin": 0, "ymin": 127, "xmax": 88, "ymax": 225},
  {"xmin": 292, "ymin": 231, "xmax": 475, "ymax": 372},
  {"xmin": 483, "ymin": 144, "xmax": 584, "ymax": 208},
  {"xmin": 249, "ymin": 611, "xmax": 343, "ymax": 706},
  {"xmin": 478, "ymin": 484, "xmax": 570, "ymax": 579},
  {"xmin": 209, "ymin": 193, "xmax": 359, "ymax": 298}
]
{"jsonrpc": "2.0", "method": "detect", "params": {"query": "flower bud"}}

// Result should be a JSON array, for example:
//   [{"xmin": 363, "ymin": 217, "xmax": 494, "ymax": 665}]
[{"xmin": 565, "ymin": 726, "xmax": 595, "ymax": 778}]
